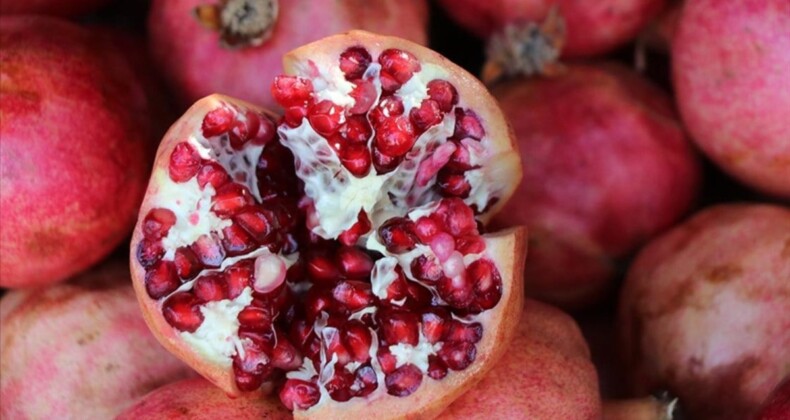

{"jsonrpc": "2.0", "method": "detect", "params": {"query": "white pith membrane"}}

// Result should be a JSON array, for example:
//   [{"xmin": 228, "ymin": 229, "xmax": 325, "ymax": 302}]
[{"xmin": 135, "ymin": 44, "xmax": 514, "ymax": 413}]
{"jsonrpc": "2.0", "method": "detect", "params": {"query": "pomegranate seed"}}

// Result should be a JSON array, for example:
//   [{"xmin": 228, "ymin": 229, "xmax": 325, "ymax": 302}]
[
  {"xmin": 326, "ymin": 368, "xmax": 355, "ymax": 402},
  {"xmin": 409, "ymin": 99, "xmax": 443, "ymax": 132},
  {"xmin": 348, "ymin": 79, "xmax": 377, "ymax": 114},
  {"xmin": 377, "ymin": 349, "xmax": 398, "ymax": 374},
  {"xmin": 410, "ymin": 255, "xmax": 444, "ymax": 284},
  {"xmin": 404, "ymin": 282, "xmax": 433, "ymax": 308},
  {"xmin": 279, "ymin": 379, "xmax": 320, "ymax": 410},
  {"xmin": 437, "ymin": 198, "xmax": 478, "ymax": 236},
  {"xmin": 437, "ymin": 274, "xmax": 474, "ymax": 309},
  {"xmin": 429, "ymin": 232, "xmax": 456, "ymax": 262},
  {"xmin": 271, "ymin": 332, "xmax": 301, "ymax": 370},
  {"xmin": 237, "ymin": 306, "xmax": 274, "ymax": 330},
  {"xmin": 201, "ymin": 106, "xmax": 234, "ymax": 137},
  {"xmin": 271, "ymin": 76, "xmax": 313, "ymax": 108},
  {"xmin": 456, "ymin": 235, "xmax": 486, "ymax": 255},
  {"xmin": 427, "ymin": 355, "xmax": 448, "ymax": 379},
  {"xmin": 233, "ymin": 206, "xmax": 277, "ymax": 244},
  {"xmin": 233, "ymin": 339, "xmax": 272, "ymax": 392},
  {"xmin": 378, "ymin": 217, "xmax": 418, "ymax": 253},
  {"xmin": 228, "ymin": 111, "xmax": 260, "ymax": 149},
  {"xmin": 341, "ymin": 115, "xmax": 372, "ymax": 144},
  {"xmin": 137, "ymin": 239, "xmax": 164, "ymax": 269},
  {"xmin": 304, "ymin": 288, "xmax": 336, "ymax": 322},
  {"xmin": 196, "ymin": 162, "xmax": 230, "ymax": 189},
  {"xmin": 437, "ymin": 170, "xmax": 471, "ymax": 198},
  {"xmin": 234, "ymin": 370, "xmax": 265, "ymax": 393},
  {"xmin": 378, "ymin": 49, "xmax": 421, "ymax": 90},
  {"xmin": 219, "ymin": 224, "xmax": 256, "ymax": 256},
  {"xmin": 339, "ymin": 144, "xmax": 372, "ymax": 177},
  {"xmin": 192, "ymin": 273, "xmax": 228, "ymax": 302},
  {"xmin": 375, "ymin": 116, "xmax": 416, "ymax": 157},
  {"xmin": 332, "ymin": 281, "xmax": 374, "ymax": 311},
  {"xmin": 352, "ymin": 364, "xmax": 378, "ymax": 397},
  {"xmin": 226, "ymin": 260, "xmax": 253, "ymax": 298},
  {"xmin": 190, "ymin": 234, "xmax": 225, "ymax": 268},
  {"xmin": 290, "ymin": 319, "xmax": 315, "ymax": 349},
  {"xmin": 212, "ymin": 183, "xmax": 254, "ymax": 218},
  {"xmin": 144, "ymin": 260, "xmax": 180, "ymax": 299},
  {"xmin": 342, "ymin": 320, "xmax": 372, "ymax": 363},
  {"xmin": 383, "ymin": 270, "xmax": 408, "ymax": 303},
  {"xmin": 324, "ymin": 326, "xmax": 352, "ymax": 365},
  {"xmin": 385, "ymin": 364, "xmax": 423, "ymax": 397},
  {"xmin": 162, "ymin": 291, "xmax": 203, "ymax": 332},
  {"xmin": 421, "ymin": 310, "xmax": 446, "ymax": 344},
  {"xmin": 250, "ymin": 114, "xmax": 276, "ymax": 146},
  {"xmin": 340, "ymin": 46, "xmax": 372, "ymax": 80},
  {"xmin": 453, "ymin": 109, "xmax": 485, "ymax": 140},
  {"xmin": 173, "ymin": 246, "xmax": 202, "ymax": 279},
  {"xmin": 468, "ymin": 259, "xmax": 503, "ymax": 312},
  {"xmin": 438, "ymin": 341, "xmax": 476, "ymax": 370},
  {"xmin": 169, "ymin": 142, "xmax": 201, "ymax": 182},
  {"xmin": 427, "ymin": 79, "xmax": 458, "ymax": 112},
  {"xmin": 369, "ymin": 96, "xmax": 404, "ymax": 126},
  {"xmin": 336, "ymin": 246, "xmax": 373, "ymax": 279},
  {"xmin": 142, "ymin": 208, "xmax": 176, "ymax": 240},
  {"xmin": 308, "ymin": 100, "xmax": 343, "ymax": 137},
  {"xmin": 442, "ymin": 320, "xmax": 483, "ymax": 343},
  {"xmin": 307, "ymin": 250, "xmax": 341, "ymax": 285},
  {"xmin": 372, "ymin": 147, "xmax": 403, "ymax": 174},
  {"xmin": 379, "ymin": 71, "xmax": 401, "ymax": 92},
  {"xmin": 445, "ymin": 140, "xmax": 473, "ymax": 171},
  {"xmin": 338, "ymin": 211, "xmax": 371, "ymax": 246},
  {"xmin": 283, "ymin": 106, "xmax": 307, "ymax": 127},
  {"xmin": 414, "ymin": 216, "xmax": 441, "ymax": 242},
  {"xmin": 379, "ymin": 311, "xmax": 420, "ymax": 345}
]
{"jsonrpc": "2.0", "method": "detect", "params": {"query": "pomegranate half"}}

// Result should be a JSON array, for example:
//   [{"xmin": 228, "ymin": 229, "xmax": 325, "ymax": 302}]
[{"xmin": 130, "ymin": 31, "xmax": 526, "ymax": 418}]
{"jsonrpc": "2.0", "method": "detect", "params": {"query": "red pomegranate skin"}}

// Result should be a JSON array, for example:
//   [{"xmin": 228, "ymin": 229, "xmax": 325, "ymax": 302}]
[
  {"xmin": 618, "ymin": 204, "xmax": 790, "ymax": 419},
  {"xmin": 0, "ymin": 0, "xmax": 109, "ymax": 16},
  {"xmin": 672, "ymin": 0, "xmax": 790, "ymax": 198},
  {"xmin": 0, "ymin": 17, "xmax": 155, "ymax": 288},
  {"xmin": 437, "ymin": 0, "xmax": 666, "ymax": 57},
  {"xmin": 754, "ymin": 377, "xmax": 790, "ymax": 420},
  {"xmin": 439, "ymin": 299, "xmax": 601, "ymax": 419},
  {"xmin": 117, "ymin": 378, "xmax": 291, "ymax": 420},
  {"xmin": 491, "ymin": 63, "xmax": 701, "ymax": 309},
  {"xmin": 148, "ymin": 0, "xmax": 429, "ymax": 109},
  {"xmin": 0, "ymin": 260, "xmax": 195, "ymax": 419}
]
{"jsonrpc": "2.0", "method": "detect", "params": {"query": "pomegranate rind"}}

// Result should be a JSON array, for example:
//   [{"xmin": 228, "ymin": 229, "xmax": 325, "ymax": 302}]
[
  {"xmin": 281, "ymin": 30, "xmax": 522, "ymax": 224},
  {"xmin": 294, "ymin": 227, "xmax": 527, "ymax": 420}
]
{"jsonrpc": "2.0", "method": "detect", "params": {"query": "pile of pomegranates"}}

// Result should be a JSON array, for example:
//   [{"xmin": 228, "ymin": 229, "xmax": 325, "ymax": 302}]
[{"xmin": 0, "ymin": 0, "xmax": 788, "ymax": 418}]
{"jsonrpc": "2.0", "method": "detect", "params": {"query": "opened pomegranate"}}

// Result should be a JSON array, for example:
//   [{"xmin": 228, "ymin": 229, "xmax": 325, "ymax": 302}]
[
  {"xmin": 0, "ymin": 16, "xmax": 158, "ymax": 288},
  {"xmin": 118, "ymin": 378, "xmax": 290, "ymax": 419},
  {"xmin": 491, "ymin": 63, "xmax": 700, "ymax": 309},
  {"xmin": 436, "ymin": 0, "xmax": 666, "ymax": 58},
  {"xmin": 148, "ymin": 0, "xmax": 428, "ymax": 109},
  {"xmin": 0, "ymin": 260, "xmax": 194, "ymax": 419},
  {"xmin": 618, "ymin": 204, "xmax": 790, "ymax": 419},
  {"xmin": 0, "ymin": 0, "xmax": 109, "ymax": 16},
  {"xmin": 672, "ymin": 0, "xmax": 790, "ymax": 198},
  {"xmin": 130, "ymin": 31, "xmax": 526, "ymax": 417}
]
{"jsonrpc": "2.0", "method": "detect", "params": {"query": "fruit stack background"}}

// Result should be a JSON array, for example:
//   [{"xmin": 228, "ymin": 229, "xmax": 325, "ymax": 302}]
[{"xmin": 1, "ymin": 0, "xmax": 788, "ymax": 419}]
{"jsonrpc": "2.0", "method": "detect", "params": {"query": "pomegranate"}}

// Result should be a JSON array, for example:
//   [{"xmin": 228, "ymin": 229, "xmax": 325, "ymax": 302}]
[
  {"xmin": 0, "ymin": 0, "xmax": 109, "ymax": 16},
  {"xmin": 436, "ymin": 0, "xmax": 666, "ymax": 58},
  {"xmin": 618, "ymin": 204, "xmax": 790, "ymax": 419},
  {"xmin": 0, "ymin": 16, "xmax": 158, "ymax": 288},
  {"xmin": 672, "ymin": 0, "xmax": 790, "ymax": 198},
  {"xmin": 118, "ymin": 377, "xmax": 290, "ymax": 419},
  {"xmin": 130, "ymin": 31, "xmax": 527, "ymax": 417},
  {"xmin": 0, "ymin": 260, "xmax": 194, "ymax": 419},
  {"xmin": 148, "ymin": 0, "xmax": 429, "ymax": 109},
  {"xmin": 491, "ymin": 63, "xmax": 700, "ymax": 309},
  {"xmin": 754, "ymin": 377, "xmax": 790, "ymax": 420},
  {"xmin": 438, "ymin": 298, "xmax": 601, "ymax": 419},
  {"xmin": 603, "ymin": 396, "xmax": 680, "ymax": 420}
]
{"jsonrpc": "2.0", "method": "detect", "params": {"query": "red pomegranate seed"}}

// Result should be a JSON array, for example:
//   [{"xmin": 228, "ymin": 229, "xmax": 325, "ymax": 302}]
[
  {"xmin": 405, "ymin": 282, "xmax": 433, "ymax": 308},
  {"xmin": 308, "ymin": 100, "xmax": 343, "ymax": 137},
  {"xmin": 144, "ymin": 260, "xmax": 180, "ymax": 299},
  {"xmin": 383, "ymin": 270, "xmax": 408, "ymax": 303},
  {"xmin": 442, "ymin": 320, "xmax": 483, "ymax": 343},
  {"xmin": 332, "ymin": 281, "xmax": 374, "ymax": 311},
  {"xmin": 378, "ymin": 217, "xmax": 418, "ymax": 253},
  {"xmin": 137, "ymin": 238, "xmax": 164, "ymax": 269},
  {"xmin": 378, "ymin": 49, "xmax": 421, "ymax": 90},
  {"xmin": 142, "ymin": 208, "xmax": 176, "ymax": 240},
  {"xmin": 437, "ymin": 274, "xmax": 474, "ymax": 309},
  {"xmin": 379, "ymin": 71, "xmax": 400, "ymax": 92},
  {"xmin": 304, "ymin": 288, "xmax": 336, "ymax": 322},
  {"xmin": 410, "ymin": 255, "xmax": 444, "ymax": 284},
  {"xmin": 438, "ymin": 341, "xmax": 476, "ymax": 370},
  {"xmin": 196, "ymin": 162, "xmax": 231, "ymax": 189},
  {"xmin": 338, "ymin": 211, "xmax": 371, "ymax": 246},
  {"xmin": 340, "ymin": 46, "xmax": 372, "ymax": 80},
  {"xmin": 369, "ymin": 95, "xmax": 404, "ymax": 126},
  {"xmin": 453, "ymin": 109, "xmax": 485, "ymax": 140},
  {"xmin": 233, "ymin": 339, "xmax": 272, "ymax": 392},
  {"xmin": 307, "ymin": 251, "xmax": 341, "ymax": 285},
  {"xmin": 271, "ymin": 76, "xmax": 313, "ymax": 108},
  {"xmin": 445, "ymin": 140, "xmax": 473, "ymax": 171},
  {"xmin": 427, "ymin": 355, "xmax": 448, "ymax": 380},
  {"xmin": 427, "ymin": 79, "xmax": 458, "ymax": 112},
  {"xmin": 468, "ymin": 259, "xmax": 503, "ymax": 312},
  {"xmin": 421, "ymin": 311, "xmax": 446, "ymax": 344},
  {"xmin": 201, "ymin": 106, "xmax": 234, "ymax": 137},
  {"xmin": 385, "ymin": 364, "xmax": 423, "ymax": 397},
  {"xmin": 192, "ymin": 273, "xmax": 228, "ymax": 302},
  {"xmin": 326, "ymin": 368, "xmax": 355, "ymax": 402},
  {"xmin": 352, "ymin": 364, "xmax": 378, "ymax": 397},
  {"xmin": 190, "ymin": 234, "xmax": 226, "ymax": 268},
  {"xmin": 162, "ymin": 291, "xmax": 203, "ymax": 332},
  {"xmin": 237, "ymin": 306, "xmax": 274, "ymax": 330},
  {"xmin": 456, "ymin": 235, "xmax": 486, "ymax": 255},
  {"xmin": 212, "ymin": 183, "xmax": 254, "ymax": 218},
  {"xmin": 271, "ymin": 332, "xmax": 301, "ymax": 370},
  {"xmin": 220, "ymin": 224, "xmax": 256, "ymax": 256},
  {"xmin": 279, "ymin": 379, "xmax": 320, "ymax": 411},
  {"xmin": 336, "ymin": 246, "xmax": 373, "ymax": 279},
  {"xmin": 250, "ymin": 114, "xmax": 276, "ymax": 146},
  {"xmin": 173, "ymin": 246, "xmax": 202, "ymax": 279},
  {"xmin": 290, "ymin": 319, "xmax": 315, "ymax": 349},
  {"xmin": 342, "ymin": 320, "xmax": 372, "ymax": 363},
  {"xmin": 409, "ymin": 99, "xmax": 443, "ymax": 132},
  {"xmin": 228, "ymin": 111, "xmax": 260, "ymax": 150},
  {"xmin": 283, "ymin": 106, "xmax": 307, "ymax": 128},
  {"xmin": 234, "ymin": 206, "xmax": 277, "ymax": 244},
  {"xmin": 438, "ymin": 198, "xmax": 478, "ymax": 237},
  {"xmin": 225, "ymin": 260, "xmax": 253, "ymax": 298},
  {"xmin": 429, "ymin": 232, "xmax": 456, "ymax": 262},
  {"xmin": 372, "ymin": 147, "xmax": 403, "ymax": 174},
  {"xmin": 374, "ymin": 116, "xmax": 416, "ymax": 157},
  {"xmin": 414, "ymin": 217, "xmax": 441, "ymax": 243},
  {"xmin": 379, "ymin": 311, "xmax": 420, "ymax": 345},
  {"xmin": 341, "ymin": 115, "xmax": 372, "ymax": 144},
  {"xmin": 437, "ymin": 170, "xmax": 471, "ymax": 198},
  {"xmin": 169, "ymin": 142, "xmax": 201, "ymax": 183},
  {"xmin": 339, "ymin": 144, "xmax": 372, "ymax": 177},
  {"xmin": 324, "ymin": 326, "xmax": 352, "ymax": 365},
  {"xmin": 348, "ymin": 79, "xmax": 377, "ymax": 114}
]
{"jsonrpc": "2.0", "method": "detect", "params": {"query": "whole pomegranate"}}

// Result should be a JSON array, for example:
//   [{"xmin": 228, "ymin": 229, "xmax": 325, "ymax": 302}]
[
  {"xmin": 130, "ymin": 31, "xmax": 527, "ymax": 418},
  {"xmin": 438, "ymin": 299, "xmax": 601, "ymax": 419},
  {"xmin": 0, "ymin": 16, "xmax": 157, "ymax": 288},
  {"xmin": 0, "ymin": 0, "xmax": 109, "ymax": 16},
  {"xmin": 437, "ymin": 0, "xmax": 666, "ymax": 58},
  {"xmin": 672, "ymin": 0, "xmax": 790, "ymax": 198},
  {"xmin": 118, "ymin": 378, "xmax": 290, "ymax": 419},
  {"xmin": 754, "ymin": 377, "xmax": 790, "ymax": 420},
  {"xmin": 0, "ymin": 260, "xmax": 194, "ymax": 419},
  {"xmin": 148, "ymin": 0, "xmax": 429, "ymax": 109},
  {"xmin": 618, "ymin": 204, "xmax": 790, "ymax": 419},
  {"xmin": 491, "ymin": 63, "xmax": 700, "ymax": 309}
]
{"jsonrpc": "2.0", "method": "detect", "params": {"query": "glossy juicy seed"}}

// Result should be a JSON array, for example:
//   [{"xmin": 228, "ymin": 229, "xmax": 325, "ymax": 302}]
[
  {"xmin": 404, "ymin": 282, "xmax": 434, "ymax": 308},
  {"xmin": 377, "ymin": 348, "xmax": 398, "ymax": 374},
  {"xmin": 379, "ymin": 311, "xmax": 420, "ymax": 345},
  {"xmin": 338, "ymin": 211, "xmax": 371, "ymax": 246},
  {"xmin": 220, "ymin": 224, "xmax": 256, "ymax": 256},
  {"xmin": 173, "ymin": 246, "xmax": 202, "ymax": 279},
  {"xmin": 237, "ymin": 306, "xmax": 274, "ymax": 330},
  {"xmin": 437, "ymin": 169, "xmax": 472, "ymax": 198},
  {"xmin": 332, "ymin": 281, "xmax": 374, "ymax": 311},
  {"xmin": 308, "ymin": 100, "xmax": 343, "ymax": 137},
  {"xmin": 421, "ymin": 311, "xmax": 446, "ymax": 344},
  {"xmin": 304, "ymin": 288, "xmax": 337, "ymax": 322},
  {"xmin": 162, "ymin": 291, "xmax": 204, "ymax": 332},
  {"xmin": 144, "ymin": 260, "xmax": 180, "ymax": 299},
  {"xmin": 427, "ymin": 79, "xmax": 459, "ymax": 112},
  {"xmin": 385, "ymin": 364, "xmax": 423, "ymax": 397},
  {"xmin": 250, "ymin": 114, "xmax": 277, "ymax": 146},
  {"xmin": 378, "ymin": 217, "xmax": 418, "ymax": 253},
  {"xmin": 445, "ymin": 140, "xmax": 474, "ymax": 171},
  {"xmin": 409, "ymin": 99, "xmax": 443, "ymax": 132},
  {"xmin": 137, "ymin": 238, "xmax": 165, "ymax": 269},
  {"xmin": 383, "ymin": 270, "xmax": 408, "ymax": 303},
  {"xmin": 378, "ymin": 48, "xmax": 421, "ymax": 87},
  {"xmin": 326, "ymin": 368, "xmax": 355, "ymax": 402},
  {"xmin": 340, "ymin": 144, "xmax": 372, "ymax": 177},
  {"xmin": 225, "ymin": 261, "xmax": 253, "ymax": 298},
  {"xmin": 201, "ymin": 106, "xmax": 235, "ymax": 137},
  {"xmin": 342, "ymin": 321, "xmax": 373, "ymax": 363},
  {"xmin": 438, "ymin": 341, "xmax": 477, "ymax": 370},
  {"xmin": 468, "ymin": 259, "xmax": 503, "ymax": 312},
  {"xmin": 414, "ymin": 217, "xmax": 441, "ymax": 242},
  {"xmin": 341, "ymin": 115, "xmax": 373, "ymax": 144},
  {"xmin": 283, "ymin": 106, "xmax": 308, "ymax": 128},
  {"xmin": 272, "ymin": 332, "xmax": 302, "ymax": 370},
  {"xmin": 438, "ymin": 198, "xmax": 478, "ymax": 237},
  {"xmin": 456, "ymin": 235, "xmax": 486, "ymax": 255},
  {"xmin": 192, "ymin": 273, "xmax": 229, "ymax": 302},
  {"xmin": 442, "ymin": 320, "xmax": 483, "ymax": 343},
  {"xmin": 372, "ymin": 147, "xmax": 403, "ymax": 174},
  {"xmin": 352, "ymin": 364, "xmax": 378, "ymax": 397},
  {"xmin": 169, "ymin": 142, "xmax": 202, "ymax": 182},
  {"xmin": 348, "ymin": 79, "xmax": 377, "ymax": 115},
  {"xmin": 374, "ymin": 116, "xmax": 416, "ymax": 157},
  {"xmin": 336, "ymin": 246, "xmax": 374, "ymax": 279},
  {"xmin": 142, "ymin": 208, "xmax": 176, "ymax": 240},
  {"xmin": 437, "ymin": 274, "xmax": 474, "ymax": 309},
  {"xmin": 427, "ymin": 355, "xmax": 449, "ymax": 380},
  {"xmin": 190, "ymin": 234, "xmax": 226, "ymax": 268},
  {"xmin": 234, "ymin": 206, "xmax": 278, "ymax": 244},
  {"xmin": 212, "ymin": 183, "xmax": 255, "ymax": 218},
  {"xmin": 307, "ymin": 250, "xmax": 341, "ymax": 285},
  {"xmin": 339, "ymin": 46, "xmax": 372, "ymax": 80},
  {"xmin": 196, "ymin": 162, "xmax": 231, "ymax": 189},
  {"xmin": 271, "ymin": 76, "xmax": 314, "ymax": 108},
  {"xmin": 453, "ymin": 109, "xmax": 485, "ymax": 140},
  {"xmin": 228, "ymin": 111, "xmax": 260, "ymax": 149},
  {"xmin": 233, "ymin": 340, "xmax": 272, "ymax": 392},
  {"xmin": 279, "ymin": 379, "xmax": 321, "ymax": 410},
  {"xmin": 410, "ymin": 255, "xmax": 444, "ymax": 284},
  {"xmin": 369, "ymin": 96, "xmax": 404, "ymax": 126}
]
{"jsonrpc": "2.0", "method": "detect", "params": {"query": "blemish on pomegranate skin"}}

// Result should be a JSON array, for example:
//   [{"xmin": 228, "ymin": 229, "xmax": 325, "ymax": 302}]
[
  {"xmin": 705, "ymin": 264, "xmax": 743, "ymax": 284},
  {"xmin": 189, "ymin": 213, "xmax": 200, "ymax": 225}
]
